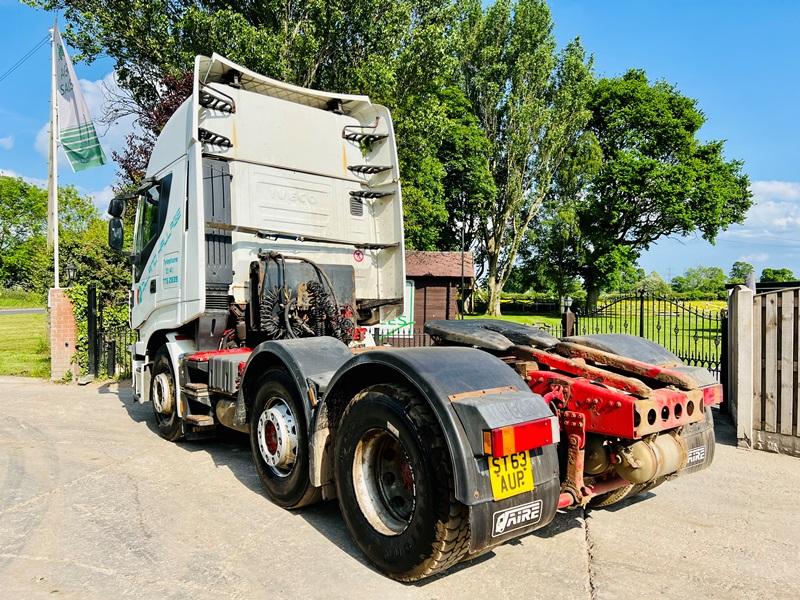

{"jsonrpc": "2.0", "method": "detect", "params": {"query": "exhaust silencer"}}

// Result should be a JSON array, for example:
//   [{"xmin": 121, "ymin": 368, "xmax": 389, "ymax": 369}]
[{"xmin": 613, "ymin": 432, "xmax": 687, "ymax": 484}]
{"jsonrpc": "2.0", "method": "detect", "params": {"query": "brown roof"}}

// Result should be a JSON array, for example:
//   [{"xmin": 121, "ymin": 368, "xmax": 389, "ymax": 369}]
[{"xmin": 405, "ymin": 251, "xmax": 475, "ymax": 279}]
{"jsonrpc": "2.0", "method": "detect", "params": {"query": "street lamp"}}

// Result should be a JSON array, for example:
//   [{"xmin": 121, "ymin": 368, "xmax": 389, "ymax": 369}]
[{"xmin": 65, "ymin": 263, "xmax": 77, "ymax": 286}]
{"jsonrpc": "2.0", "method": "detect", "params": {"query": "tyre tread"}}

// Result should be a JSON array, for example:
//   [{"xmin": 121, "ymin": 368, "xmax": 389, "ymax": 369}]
[{"xmin": 339, "ymin": 383, "xmax": 470, "ymax": 581}]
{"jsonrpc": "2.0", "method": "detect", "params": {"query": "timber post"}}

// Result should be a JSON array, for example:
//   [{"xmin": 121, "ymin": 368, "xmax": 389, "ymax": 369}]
[{"xmin": 727, "ymin": 285, "xmax": 754, "ymax": 448}]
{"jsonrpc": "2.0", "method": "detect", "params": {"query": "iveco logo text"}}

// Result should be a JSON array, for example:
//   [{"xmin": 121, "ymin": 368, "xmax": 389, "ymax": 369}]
[
  {"xmin": 687, "ymin": 446, "xmax": 706, "ymax": 464},
  {"xmin": 492, "ymin": 500, "xmax": 543, "ymax": 537}
]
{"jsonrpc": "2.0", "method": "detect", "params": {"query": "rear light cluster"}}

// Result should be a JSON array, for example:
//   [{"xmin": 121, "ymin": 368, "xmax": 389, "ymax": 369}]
[{"xmin": 483, "ymin": 416, "xmax": 560, "ymax": 457}]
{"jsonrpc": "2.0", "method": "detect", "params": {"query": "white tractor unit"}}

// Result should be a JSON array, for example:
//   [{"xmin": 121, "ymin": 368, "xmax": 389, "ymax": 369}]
[{"xmin": 107, "ymin": 54, "xmax": 720, "ymax": 581}]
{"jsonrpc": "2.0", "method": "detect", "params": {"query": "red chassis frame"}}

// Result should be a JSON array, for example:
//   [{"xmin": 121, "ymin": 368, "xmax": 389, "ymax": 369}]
[{"xmin": 503, "ymin": 343, "xmax": 722, "ymax": 507}]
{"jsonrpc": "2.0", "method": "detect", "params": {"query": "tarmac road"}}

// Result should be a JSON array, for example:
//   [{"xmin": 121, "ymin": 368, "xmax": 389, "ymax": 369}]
[{"xmin": 0, "ymin": 376, "xmax": 798, "ymax": 599}]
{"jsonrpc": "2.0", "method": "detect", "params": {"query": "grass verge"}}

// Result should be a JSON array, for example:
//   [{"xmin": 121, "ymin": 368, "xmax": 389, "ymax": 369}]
[
  {"xmin": 465, "ymin": 312, "xmax": 562, "ymax": 329},
  {"xmin": 0, "ymin": 312, "xmax": 50, "ymax": 378}
]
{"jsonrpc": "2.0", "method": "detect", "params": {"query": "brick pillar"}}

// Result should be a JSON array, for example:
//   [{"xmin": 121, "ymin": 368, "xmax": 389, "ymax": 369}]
[{"xmin": 49, "ymin": 288, "xmax": 78, "ymax": 381}]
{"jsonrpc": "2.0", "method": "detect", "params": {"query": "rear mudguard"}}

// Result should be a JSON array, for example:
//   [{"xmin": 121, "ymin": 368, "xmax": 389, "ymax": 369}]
[
  {"xmin": 235, "ymin": 336, "xmax": 353, "ymax": 429},
  {"xmin": 323, "ymin": 346, "xmax": 561, "ymax": 549}
]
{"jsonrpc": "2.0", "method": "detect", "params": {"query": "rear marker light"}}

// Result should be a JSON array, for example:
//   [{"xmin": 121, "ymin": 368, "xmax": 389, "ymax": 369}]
[{"xmin": 484, "ymin": 416, "xmax": 559, "ymax": 457}]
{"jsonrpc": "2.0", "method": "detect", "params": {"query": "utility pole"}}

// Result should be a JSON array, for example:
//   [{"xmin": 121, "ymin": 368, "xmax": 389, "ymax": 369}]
[{"xmin": 48, "ymin": 19, "xmax": 60, "ymax": 288}]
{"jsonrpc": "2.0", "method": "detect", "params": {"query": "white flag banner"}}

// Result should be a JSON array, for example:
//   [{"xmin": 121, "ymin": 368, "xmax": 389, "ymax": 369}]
[{"xmin": 54, "ymin": 27, "xmax": 107, "ymax": 172}]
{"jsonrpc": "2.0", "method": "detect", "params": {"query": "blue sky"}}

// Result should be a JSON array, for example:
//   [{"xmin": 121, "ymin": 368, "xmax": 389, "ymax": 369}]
[
  {"xmin": 1, "ymin": 1, "xmax": 799, "ymax": 281},
  {"xmin": 550, "ymin": 1, "xmax": 800, "ymax": 280}
]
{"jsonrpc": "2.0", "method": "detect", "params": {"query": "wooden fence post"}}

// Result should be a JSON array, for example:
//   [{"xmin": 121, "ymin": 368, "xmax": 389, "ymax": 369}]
[{"xmin": 728, "ymin": 285, "xmax": 754, "ymax": 448}]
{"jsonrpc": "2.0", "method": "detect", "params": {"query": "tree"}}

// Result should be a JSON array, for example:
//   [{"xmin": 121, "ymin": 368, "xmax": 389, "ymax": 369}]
[
  {"xmin": 614, "ymin": 264, "xmax": 646, "ymax": 293},
  {"xmin": 760, "ymin": 267, "xmax": 796, "ymax": 283},
  {"xmin": 671, "ymin": 266, "xmax": 727, "ymax": 296},
  {"xmin": 0, "ymin": 175, "xmax": 124, "ymax": 295},
  {"xmin": 534, "ymin": 70, "xmax": 752, "ymax": 308},
  {"xmin": 436, "ymin": 87, "xmax": 496, "ymax": 255},
  {"xmin": 636, "ymin": 271, "xmax": 672, "ymax": 296},
  {"xmin": 112, "ymin": 73, "xmax": 194, "ymax": 188},
  {"xmin": 459, "ymin": 0, "xmax": 593, "ymax": 314},
  {"xmin": 529, "ymin": 130, "xmax": 602, "ymax": 299},
  {"xmin": 729, "ymin": 261, "xmax": 754, "ymax": 284},
  {"xmin": 0, "ymin": 176, "xmax": 47, "ymax": 258}
]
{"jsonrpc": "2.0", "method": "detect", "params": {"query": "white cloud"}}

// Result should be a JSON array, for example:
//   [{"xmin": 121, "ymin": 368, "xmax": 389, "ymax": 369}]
[
  {"xmin": 0, "ymin": 168, "xmax": 48, "ymax": 188},
  {"xmin": 89, "ymin": 185, "xmax": 115, "ymax": 212},
  {"xmin": 0, "ymin": 135, "xmax": 13, "ymax": 150},
  {"xmin": 718, "ymin": 180, "xmax": 800, "ymax": 247},
  {"xmin": 34, "ymin": 123, "xmax": 49, "ymax": 159},
  {"xmin": 35, "ymin": 71, "xmax": 138, "ymax": 166},
  {"xmin": 749, "ymin": 180, "xmax": 800, "ymax": 201},
  {"xmin": 739, "ymin": 252, "xmax": 769, "ymax": 263}
]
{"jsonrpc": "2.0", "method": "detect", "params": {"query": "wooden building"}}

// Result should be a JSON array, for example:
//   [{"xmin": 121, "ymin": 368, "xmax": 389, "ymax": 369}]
[{"xmin": 405, "ymin": 251, "xmax": 475, "ymax": 332}]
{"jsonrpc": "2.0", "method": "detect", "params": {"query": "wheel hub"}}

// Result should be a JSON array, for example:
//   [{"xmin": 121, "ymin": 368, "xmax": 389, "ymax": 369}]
[
  {"xmin": 153, "ymin": 372, "xmax": 173, "ymax": 414},
  {"xmin": 352, "ymin": 429, "xmax": 416, "ymax": 536},
  {"xmin": 256, "ymin": 398, "xmax": 298, "ymax": 476}
]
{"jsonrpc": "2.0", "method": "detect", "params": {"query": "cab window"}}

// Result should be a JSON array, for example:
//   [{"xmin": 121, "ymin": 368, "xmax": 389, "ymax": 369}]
[{"xmin": 133, "ymin": 174, "xmax": 172, "ymax": 281}]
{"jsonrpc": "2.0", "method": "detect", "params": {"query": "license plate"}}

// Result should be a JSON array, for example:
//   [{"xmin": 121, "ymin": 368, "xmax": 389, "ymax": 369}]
[{"xmin": 489, "ymin": 451, "xmax": 534, "ymax": 500}]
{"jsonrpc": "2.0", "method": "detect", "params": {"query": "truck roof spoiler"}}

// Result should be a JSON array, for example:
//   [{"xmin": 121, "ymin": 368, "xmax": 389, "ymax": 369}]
[{"xmin": 195, "ymin": 54, "xmax": 372, "ymax": 112}]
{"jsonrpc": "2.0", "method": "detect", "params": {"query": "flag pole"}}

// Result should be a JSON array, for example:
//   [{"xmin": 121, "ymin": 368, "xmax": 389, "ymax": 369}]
[{"xmin": 48, "ymin": 20, "xmax": 59, "ymax": 289}]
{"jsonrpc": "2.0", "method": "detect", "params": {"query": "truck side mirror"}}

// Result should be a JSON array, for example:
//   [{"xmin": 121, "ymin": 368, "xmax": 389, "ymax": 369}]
[
  {"xmin": 108, "ymin": 196, "xmax": 126, "ymax": 218},
  {"xmin": 108, "ymin": 217, "xmax": 124, "ymax": 251}
]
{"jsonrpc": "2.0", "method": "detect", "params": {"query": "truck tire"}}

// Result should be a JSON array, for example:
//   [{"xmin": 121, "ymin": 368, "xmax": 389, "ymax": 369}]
[
  {"xmin": 151, "ymin": 347, "xmax": 184, "ymax": 442},
  {"xmin": 334, "ymin": 383, "xmax": 470, "ymax": 581},
  {"xmin": 249, "ymin": 369, "xmax": 320, "ymax": 509}
]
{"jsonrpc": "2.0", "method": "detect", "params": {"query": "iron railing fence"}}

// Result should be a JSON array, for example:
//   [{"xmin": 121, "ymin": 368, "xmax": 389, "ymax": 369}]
[
  {"xmin": 573, "ymin": 292, "xmax": 726, "ymax": 381},
  {"xmin": 84, "ymin": 286, "xmax": 725, "ymax": 384},
  {"xmin": 97, "ymin": 325, "xmax": 136, "ymax": 378},
  {"xmin": 372, "ymin": 328, "xmax": 433, "ymax": 348}
]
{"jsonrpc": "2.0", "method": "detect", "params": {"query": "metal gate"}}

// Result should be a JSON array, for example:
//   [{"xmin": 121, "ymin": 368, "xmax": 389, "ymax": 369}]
[
  {"xmin": 572, "ymin": 292, "xmax": 726, "ymax": 381},
  {"xmin": 87, "ymin": 284, "xmax": 135, "ymax": 378}
]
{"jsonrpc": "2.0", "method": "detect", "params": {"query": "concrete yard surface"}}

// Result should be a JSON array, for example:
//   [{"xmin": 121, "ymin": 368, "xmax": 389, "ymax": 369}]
[{"xmin": 0, "ymin": 376, "xmax": 798, "ymax": 599}]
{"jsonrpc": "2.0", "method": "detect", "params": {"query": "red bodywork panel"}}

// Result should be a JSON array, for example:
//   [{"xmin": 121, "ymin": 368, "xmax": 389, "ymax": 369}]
[{"xmin": 185, "ymin": 348, "xmax": 252, "ymax": 362}]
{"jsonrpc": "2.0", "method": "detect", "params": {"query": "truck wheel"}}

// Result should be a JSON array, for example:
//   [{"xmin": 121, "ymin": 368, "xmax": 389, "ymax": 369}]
[
  {"xmin": 249, "ymin": 369, "xmax": 320, "ymax": 509},
  {"xmin": 334, "ymin": 383, "xmax": 470, "ymax": 581},
  {"xmin": 151, "ymin": 347, "xmax": 184, "ymax": 442}
]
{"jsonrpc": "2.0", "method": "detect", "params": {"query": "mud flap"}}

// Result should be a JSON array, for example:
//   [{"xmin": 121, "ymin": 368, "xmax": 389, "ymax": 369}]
[
  {"xmin": 467, "ymin": 444, "xmax": 560, "ymax": 553},
  {"xmin": 675, "ymin": 406, "xmax": 716, "ymax": 476}
]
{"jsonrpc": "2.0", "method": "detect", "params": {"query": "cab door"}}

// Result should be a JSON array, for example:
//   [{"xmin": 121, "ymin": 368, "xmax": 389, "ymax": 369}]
[{"xmin": 130, "ymin": 174, "xmax": 173, "ymax": 329}]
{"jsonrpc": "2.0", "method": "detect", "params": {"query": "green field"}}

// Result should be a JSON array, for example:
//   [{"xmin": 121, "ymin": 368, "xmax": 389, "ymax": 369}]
[
  {"xmin": 0, "ymin": 288, "xmax": 45, "ymax": 309},
  {"xmin": 465, "ymin": 312, "xmax": 562, "ymax": 330},
  {"xmin": 0, "ymin": 312, "xmax": 50, "ymax": 378}
]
